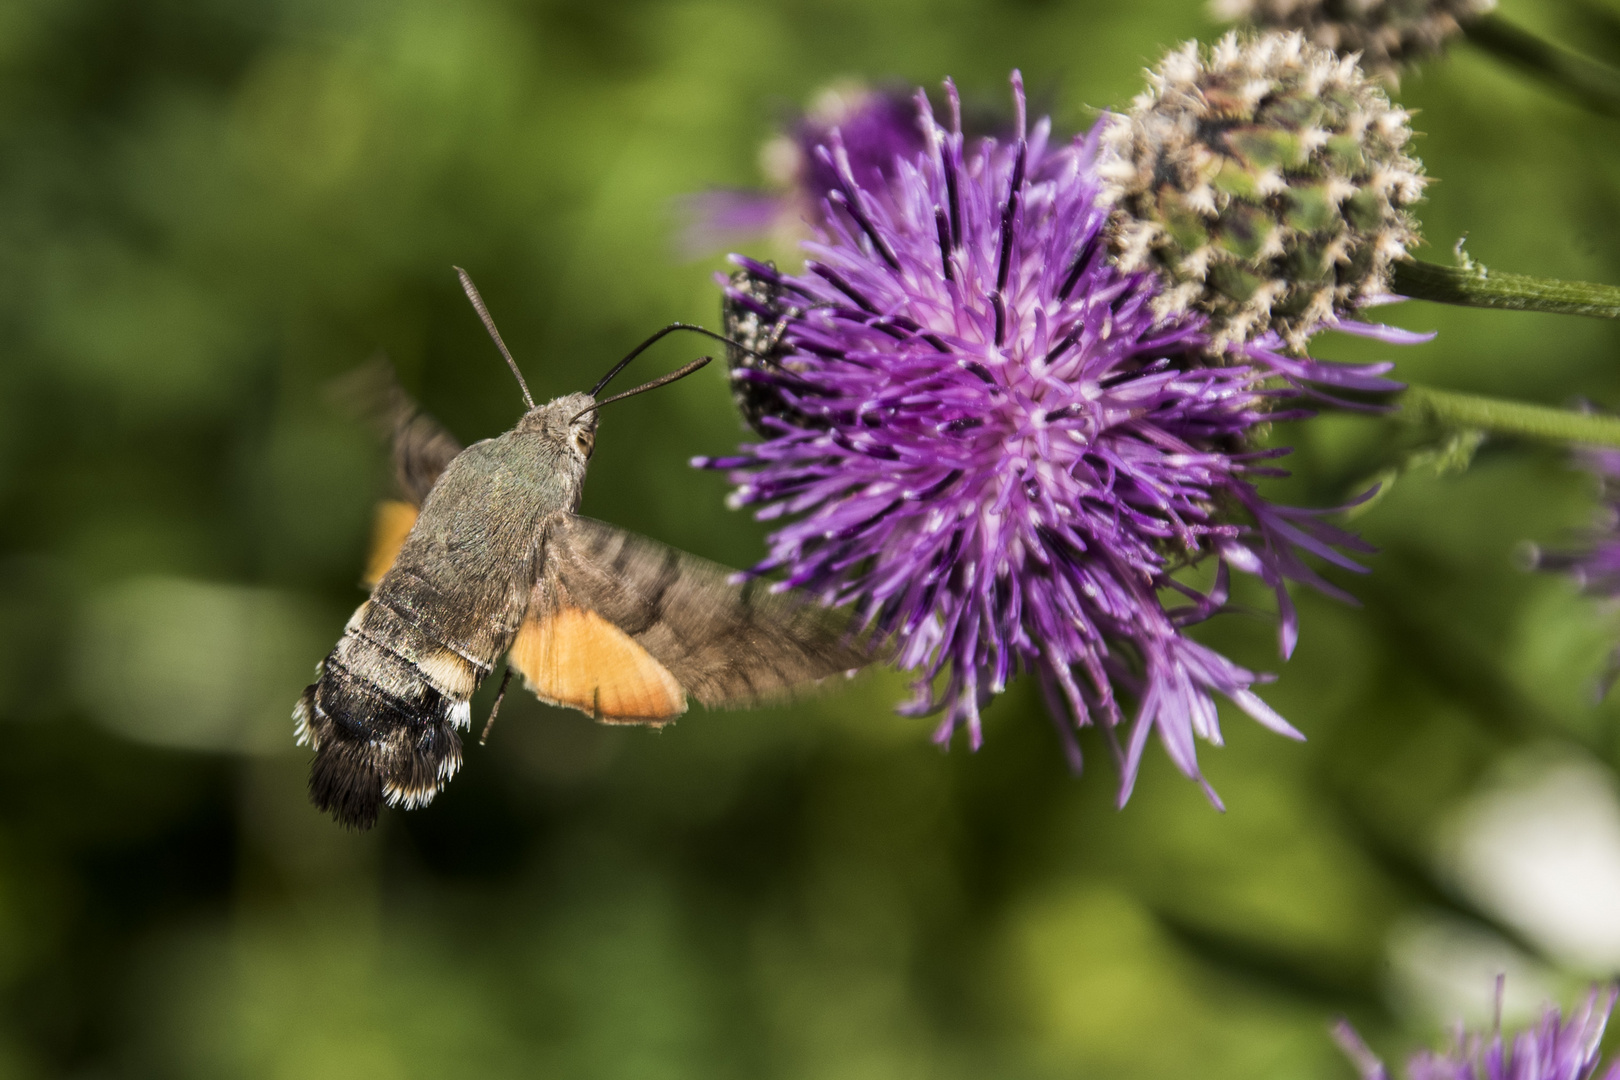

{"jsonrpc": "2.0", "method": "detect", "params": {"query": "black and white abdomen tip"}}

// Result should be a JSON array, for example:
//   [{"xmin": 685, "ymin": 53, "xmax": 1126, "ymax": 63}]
[{"xmin": 294, "ymin": 645, "xmax": 476, "ymax": 830}]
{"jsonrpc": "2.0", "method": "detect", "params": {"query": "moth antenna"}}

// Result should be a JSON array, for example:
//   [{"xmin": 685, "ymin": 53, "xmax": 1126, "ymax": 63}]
[
  {"xmin": 573, "ymin": 356, "xmax": 712, "ymax": 421},
  {"xmin": 590, "ymin": 323, "xmax": 758, "ymax": 398},
  {"xmin": 480, "ymin": 665, "xmax": 514, "ymax": 745},
  {"xmin": 454, "ymin": 266, "xmax": 536, "ymax": 411}
]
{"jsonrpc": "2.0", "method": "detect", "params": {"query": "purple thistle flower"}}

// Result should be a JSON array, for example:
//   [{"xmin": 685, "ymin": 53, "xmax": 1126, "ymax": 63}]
[
  {"xmin": 1535, "ymin": 447, "xmax": 1620, "ymax": 597},
  {"xmin": 698, "ymin": 73, "xmax": 1414, "ymax": 805},
  {"xmin": 678, "ymin": 84, "xmax": 929, "ymax": 256},
  {"xmin": 1530, "ymin": 445, "xmax": 1620, "ymax": 694},
  {"xmin": 1333, "ymin": 986, "xmax": 1620, "ymax": 1080},
  {"xmin": 787, "ymin": 84, "xmax": 928, "ymax": 216}
]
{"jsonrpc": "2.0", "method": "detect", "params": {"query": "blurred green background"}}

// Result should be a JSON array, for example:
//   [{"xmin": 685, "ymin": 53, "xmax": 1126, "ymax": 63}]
[{"xmin": 3, "ymin": 0, "xmax": 1620, "ymax": 1076}]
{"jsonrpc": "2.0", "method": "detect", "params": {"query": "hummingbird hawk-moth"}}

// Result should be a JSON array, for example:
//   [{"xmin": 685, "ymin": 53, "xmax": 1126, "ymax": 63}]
[{"xmin": 294, "ymin": 270, "xmax": 874, "ymax": 829}]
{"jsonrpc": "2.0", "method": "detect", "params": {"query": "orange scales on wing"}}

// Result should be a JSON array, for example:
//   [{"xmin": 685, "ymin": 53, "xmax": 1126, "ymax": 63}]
[
  {"xmin": 362, "ymin": 500, "xmax": 420, "ymax": 588},
  {"xmin": 509, "ymin": 606, "xmax": 686, "ymax": 724}
]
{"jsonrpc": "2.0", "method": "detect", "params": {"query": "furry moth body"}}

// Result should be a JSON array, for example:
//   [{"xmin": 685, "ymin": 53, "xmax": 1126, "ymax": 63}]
[{"xmin": 297, "ymin": 337, "xmax": 873, "ymax": 829}]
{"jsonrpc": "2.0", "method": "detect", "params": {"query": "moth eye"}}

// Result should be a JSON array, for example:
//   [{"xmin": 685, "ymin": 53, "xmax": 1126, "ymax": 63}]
[{"xmin": 573, "ymin": 429, "xmax": 595, "ymax": 459}]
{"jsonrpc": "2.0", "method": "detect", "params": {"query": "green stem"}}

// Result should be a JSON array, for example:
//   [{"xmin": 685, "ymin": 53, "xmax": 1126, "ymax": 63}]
[
  {"xmin": 1391, "ymin": 259, "xmax": 1620, "ymax": 319},
  {"xmin": 1465, "ymin": 13, "xmax": 1620, "ymax": 117},
  {"xmin": 1401, "ymin": 385, "xmax": 1620, "ymax": 447}
]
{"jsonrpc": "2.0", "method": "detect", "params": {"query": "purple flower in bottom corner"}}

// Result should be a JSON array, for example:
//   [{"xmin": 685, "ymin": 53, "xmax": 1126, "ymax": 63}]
[
  {"xmin": 1334, "ymin": 987, "xmax": 1620, "ymax": 1080},
  {"xmin": 698, "ymin": 73, "xmax": 1414, "ymax": 806}
]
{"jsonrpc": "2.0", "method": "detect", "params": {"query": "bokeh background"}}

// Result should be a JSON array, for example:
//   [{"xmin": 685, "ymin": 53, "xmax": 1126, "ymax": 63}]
[{"xmin": 3, "ymin": 0, "xmax": 1620, "ymax": 1076}]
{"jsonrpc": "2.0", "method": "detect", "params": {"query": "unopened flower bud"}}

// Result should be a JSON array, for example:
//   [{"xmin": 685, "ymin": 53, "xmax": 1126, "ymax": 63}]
[
  {"xmin": 1212, "ymin": 0, "xmax": 1495, "ymax": 81},
  {"xmin": 1101, "ymin": 31, "xmax": 1427, "ymax": 349}
]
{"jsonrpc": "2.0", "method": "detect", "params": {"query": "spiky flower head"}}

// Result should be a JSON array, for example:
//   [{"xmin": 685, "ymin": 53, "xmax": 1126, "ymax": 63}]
[
  {"xmin": 1101, "ymin": 31, "xmax": 1427, "ymax": 350},
  {"xmin": 1334, "ymin": 986, "xmax": 1620, "ymax": 1080},
  {"xmin": 1212, "ymin": 0, "xmax": 1495, "ymax": 81},
  {"xmin": 700, "ymin": 73, "xmax": 1414, "ymax": 804}
]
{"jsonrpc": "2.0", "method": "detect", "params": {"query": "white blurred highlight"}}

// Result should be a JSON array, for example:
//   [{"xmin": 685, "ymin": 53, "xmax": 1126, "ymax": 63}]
[
  {"xmin": 1385, "ymin": 912, "xmax": 1555, "ymax": 1027},
  {"xmin": 75, "ymin": 576, "xmax": 328, "ymax": 754},
  {"xmin": 1443, "ymin": 753, "xmax": 1620, "ymax": 974}
]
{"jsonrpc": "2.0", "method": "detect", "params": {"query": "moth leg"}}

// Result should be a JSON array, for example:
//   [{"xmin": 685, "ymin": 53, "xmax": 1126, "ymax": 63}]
[
  {"xmin": 761, "ymin": 299, "xmax": 836, "ymax": 356},
  {"xmin": 480, "ymin": 666, "xmax": 514, "ymax": 745}
]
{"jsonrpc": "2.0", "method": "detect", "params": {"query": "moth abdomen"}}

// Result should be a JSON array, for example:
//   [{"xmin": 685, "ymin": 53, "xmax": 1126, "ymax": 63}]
[{"xmin": 296, "ymin": 635, "xmax": 479, "ymax": 829}]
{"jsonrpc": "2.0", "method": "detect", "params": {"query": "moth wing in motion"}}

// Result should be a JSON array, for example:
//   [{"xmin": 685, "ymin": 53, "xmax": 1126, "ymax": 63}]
[
  {"xmin": 334, "ymin": 357, "xmax": 465, "ymax": 505},
  {"xmin": 362, "ymin": 500, "xmax": 420, "ymax": 588},
  {"xmin": 384, "ymin": 395, "xmax": 463, "ymax": 506},
  {"xmin": 507, "ymin": 513, "xmax": 874, "ymax": 722},
  {"xmin": 341, "ymin": 361, "xmax": 466, "ymax": 587}
]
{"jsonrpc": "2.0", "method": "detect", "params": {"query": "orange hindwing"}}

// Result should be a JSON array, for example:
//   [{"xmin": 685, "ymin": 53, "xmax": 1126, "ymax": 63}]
[
  {"xmin": 363, "ymin": 500, "xmax": 419, "ymax": 588},
  {"xmin": 509, "ymin": 606, "xmax": 686, "ymax": 724}
]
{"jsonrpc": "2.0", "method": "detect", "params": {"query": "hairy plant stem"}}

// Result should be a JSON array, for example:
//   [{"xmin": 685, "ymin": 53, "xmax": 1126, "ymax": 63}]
[
  {"xmin": 1464, "ymin": 13, "xmax": 1620, "ymax": 116},
  {"xmin": 1391, "ymin": 259, "xmax": 1620, "ymax": 319},
  {"xmin": 1401, "ymin": 385, "xmax": 1620, "ymax": 447}
]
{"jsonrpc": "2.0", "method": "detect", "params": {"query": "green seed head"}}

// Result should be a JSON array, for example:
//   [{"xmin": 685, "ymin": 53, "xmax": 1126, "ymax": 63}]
[
  {"xmin": 1211, "ymin": 0, "xmax": 1495, "ymax": 81},
  {"xmin": 1101, "ymin": 31, "xmax": 1427, "ymax": 349}
]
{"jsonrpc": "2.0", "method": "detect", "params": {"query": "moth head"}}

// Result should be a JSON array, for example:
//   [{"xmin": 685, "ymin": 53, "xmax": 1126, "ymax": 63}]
[
  {"xmin": 451, "ymin": 270, "xmax": 738, "ymax": 458},
  {"xmin": 516, "ymin": 392, "xmax": 597, "ymax": 461}
]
